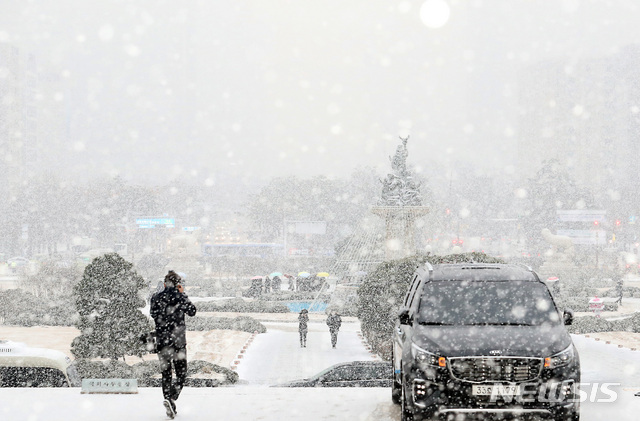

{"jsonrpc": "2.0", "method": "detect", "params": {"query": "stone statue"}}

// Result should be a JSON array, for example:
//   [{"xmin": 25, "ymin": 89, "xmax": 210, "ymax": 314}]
[
  {"xmin": 379, "ymin": 136, "xmax": 422, "ymax": 206},
  {"xmin": 390, "ymin": 137, "xmax": 409, "ymax": 175}
]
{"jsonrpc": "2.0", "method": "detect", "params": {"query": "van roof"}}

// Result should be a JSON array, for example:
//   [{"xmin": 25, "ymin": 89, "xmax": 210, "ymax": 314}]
[
  {"xmin": 429, "ymin": 263, "xmax": 539, "ymax": 282},
  {"xmin": 0, "ymin": 340, "xmax": 72, "ymax": 370}
]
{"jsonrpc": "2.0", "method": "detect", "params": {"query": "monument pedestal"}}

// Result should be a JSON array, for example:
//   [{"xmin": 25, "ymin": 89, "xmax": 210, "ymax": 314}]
[
  {"xmin": 536, "ymin": 257, "xmax": 578, "ymax": 283},
  {"xmin": 371, "ymin": 206, "xmax": 430, "ymax": 260}
]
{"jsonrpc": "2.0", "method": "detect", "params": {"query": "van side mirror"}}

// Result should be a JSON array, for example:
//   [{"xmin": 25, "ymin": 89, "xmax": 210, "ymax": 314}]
[
  {"xmin": 563, "ymin": 309, "xmax": 574, "ymax": 326},
  {"xmin": 398, "ymin": 309, "xmax": 412, "ymax": 325}
]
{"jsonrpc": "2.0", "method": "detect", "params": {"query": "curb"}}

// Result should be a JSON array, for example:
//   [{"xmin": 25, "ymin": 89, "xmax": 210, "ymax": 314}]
[
  {"xmin": 582, "ymin": 333, "xmax": 638, "ymax": 351},
  {"xmin": 357, "ymin": 331, "xmax": 381, "ymax": 361},
  {"xmin": 231, "ymin": 331, "xmax": 258, "ymax": 370}
]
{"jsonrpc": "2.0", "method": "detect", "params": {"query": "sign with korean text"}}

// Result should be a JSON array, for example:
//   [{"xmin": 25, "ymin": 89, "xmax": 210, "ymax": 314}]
[{"xmin": 81, "ymin": 378, "xmax": 138, "ymax": 394}]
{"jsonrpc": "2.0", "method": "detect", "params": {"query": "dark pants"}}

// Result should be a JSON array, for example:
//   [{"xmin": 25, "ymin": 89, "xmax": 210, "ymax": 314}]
[
  {"xmin": 158, "ymin": 346, "xmax": 188, "ymax": 401},
  {"xmin": 330, "ymin": 329, "xmax": 339, "ymax": 347},
  {"xmin": 299, "ymin": 329, "xmax": 307, "ymax": 346}
]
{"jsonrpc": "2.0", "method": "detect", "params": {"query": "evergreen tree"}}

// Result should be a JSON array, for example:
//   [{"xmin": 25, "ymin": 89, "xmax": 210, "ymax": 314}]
[
  {"xmin": 522, "ymin": 159, "xmax": 596, "ymax": 253},
  {"xmin": 71, "ymin": 253, "xmax": 152, "ymax": 362}
]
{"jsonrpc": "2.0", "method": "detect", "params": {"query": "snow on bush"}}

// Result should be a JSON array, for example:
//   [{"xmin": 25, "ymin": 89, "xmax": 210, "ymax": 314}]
[
  {"xmin": 75, "ymin": 359, "xmax": 239, "ymax": 386},
  {"xmin": 186, "ymin": 316, "xmax": 266, "ymax": 334}
]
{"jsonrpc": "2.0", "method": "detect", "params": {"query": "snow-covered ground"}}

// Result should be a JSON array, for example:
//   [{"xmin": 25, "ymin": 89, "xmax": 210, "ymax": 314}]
[
  {"xmin": 236, "ymin": 320, "xmax": 379, "ymax": 385},
  {"xmin": 0, "ymin": 316, "xmax": 394, "ymax": 421},
  {"xmin": 0, "ymin": 387, "xmax": 397, "ymax": 421},
  {"xmin": 1, "ymin": 316, "xmax": 640, "ymax": 420}
]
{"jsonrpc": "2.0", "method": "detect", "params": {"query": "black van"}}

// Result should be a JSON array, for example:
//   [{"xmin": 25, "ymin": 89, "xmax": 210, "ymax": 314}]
[{"xmin": 392, "ymin": 263, "xmax": 580, "ymax": 420}]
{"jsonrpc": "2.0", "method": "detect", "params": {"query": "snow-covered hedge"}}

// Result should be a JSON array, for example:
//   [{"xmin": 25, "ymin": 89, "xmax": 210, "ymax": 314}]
[
  {"xmin": 186, "ymin": 316, "xmax": 267, "ymax": 334},
  {"xmin": 75, "ymin": 359, "xmax": 239, "ymax": 386},
  {"xmin": 567, "ymin": 316, "xmax": 615, "ymax": 334},
  {"xmin": 568, "ymin": 312, "xmax": 640, "ymax": 334},
  {"xmin": 602, "ymin": 286, "xmax": 640, "ymax": 299},
  {"xmin": 195, "ymin": 298, "xmax": 289, "ymax": 313},
  {"xmin": 265, "ymin": 291, "xmax": 332, "ymax": 302},
  {"xmin": 556, "ymin": 298, "xmax": 618, "ymax": 312},
  {"xmin": 0, "ymin": 289, "xmax": 77, "ymax": 327}
]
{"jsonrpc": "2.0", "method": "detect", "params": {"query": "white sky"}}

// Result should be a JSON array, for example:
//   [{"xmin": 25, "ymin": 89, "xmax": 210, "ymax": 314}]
[{"xmin": 2, "ymin": 0, "xmax": 640, "ymax": 183}]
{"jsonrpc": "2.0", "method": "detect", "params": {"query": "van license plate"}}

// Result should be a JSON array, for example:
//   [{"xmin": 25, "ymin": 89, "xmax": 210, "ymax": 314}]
[{"xmin": 472, "ymin": 385, "xmax": 520, "ymax": 396}]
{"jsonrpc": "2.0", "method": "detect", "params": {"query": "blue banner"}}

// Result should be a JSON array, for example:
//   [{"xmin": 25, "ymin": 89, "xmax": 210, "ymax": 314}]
[{"xmin": 136, "ymin": 218, "xmax": 175, "ymax": 226}]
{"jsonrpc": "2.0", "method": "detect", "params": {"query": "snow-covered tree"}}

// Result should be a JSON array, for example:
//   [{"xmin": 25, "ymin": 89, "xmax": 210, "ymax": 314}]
[
  {"xmin": 521, "ymin": 159, "xmax": 596, "ymax": 253},
  {"xmin": 71, "ymin": 253, "xmax": 151, "ymax": 362},
  {"xmin": 22, "ymin": 260, "xmax": 82, "ymax": 302}
]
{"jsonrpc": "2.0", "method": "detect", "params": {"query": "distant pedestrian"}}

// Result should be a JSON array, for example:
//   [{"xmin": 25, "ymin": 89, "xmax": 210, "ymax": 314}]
[
  {"xmin": 264, "ymin": 276, "xmax": 272, "ymax": 294},
  {"xmin": 272, "ymin": 275, "xmax": 282, "ymax": 291},
  {"xmin": 298, "ymin": 309, "xmax": 309, "ymax": 348},
  {"xmin": 150, "ymin": 270, "xmax": 197, "ymax": 419},
  {"xmin": 326, "ymin": 311, "xmax": 342, "ymax": 349},
  {"xmin": 614, "ymin": 278, "xmax": 624, "ymax": 305}
]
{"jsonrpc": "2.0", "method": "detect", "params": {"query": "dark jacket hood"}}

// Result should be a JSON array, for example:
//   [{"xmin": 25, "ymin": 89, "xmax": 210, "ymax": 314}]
[{"xmin": 411, "ymin": 323, "xmax": 572, "ymax": 358}]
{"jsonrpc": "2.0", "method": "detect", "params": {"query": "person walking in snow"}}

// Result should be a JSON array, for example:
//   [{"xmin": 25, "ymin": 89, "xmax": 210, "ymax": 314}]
[
  {"xmin": 287, "ymin": 274, "xmax": 296, "ymax": 291},
  {"xmin": 298, "ymin": 309, "xmax": 309, "ymax": 348},
  {"xmin": 326, "ymin": 311, "xmax": 342, "ymax": 349},
  {"xmin": 150, "ymin": 270, "xmax": 197, "ymax": 419},
  {"xmin": 272, "ymin": 275, "xmax": 282, "ymax": 291},
  {"xmin": 614, "ymin": 278, "xmax": 624, "ymax": 305}
]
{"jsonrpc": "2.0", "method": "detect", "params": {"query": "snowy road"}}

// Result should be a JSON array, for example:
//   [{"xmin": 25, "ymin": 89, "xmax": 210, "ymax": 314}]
[
  {"xmin": 1, "ymin": 322, "xmax": 640, "ymax": 420},
  {"xmin": 570, "ymin": 334, "xmax": 640, "ymax": 421},
  {"xmin": 236, "ymin": 320, "xmax": 379, "ymax": 385}
]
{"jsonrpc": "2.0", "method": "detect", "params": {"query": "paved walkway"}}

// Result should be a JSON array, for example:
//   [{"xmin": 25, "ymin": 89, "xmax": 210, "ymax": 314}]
[{"xmin": 235, "ymin": 320, "xmax": 378, "ymax": 385}]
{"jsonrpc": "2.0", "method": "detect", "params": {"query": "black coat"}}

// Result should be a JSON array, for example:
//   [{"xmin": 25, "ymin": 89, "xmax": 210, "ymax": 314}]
[
  {"xmin": 150, "ymin": 287, "xmax": 197, "ymax": 349},
  {"xmin": 298, "ymin": 312, "xmax": 309, "ymax": 332},
  {"xmin": 326, "ymin": 314, "xmax": 342, "ymax": 332}
]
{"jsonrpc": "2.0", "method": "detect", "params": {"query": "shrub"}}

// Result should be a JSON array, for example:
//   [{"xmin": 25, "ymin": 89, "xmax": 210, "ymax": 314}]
[
  {"xmin": 75, "ymin": 359, "xmax": 239, "ymax": 386},
  {"xmin": 555, "ymin": 298, "xmax": 618, "ymax": 312},
  {"xmin": 266, "ymin": 291, "xmax": 332, "ymax": 302},
  {"xmin": 568, "ymin": 312, "xmax": 640, "ymax": 334},
  {"xmin": 0, "ymin": 289, "xmax": 77, "ymax": 326},
  {"xmin": 75, "ymin": 358, "xmax": 135, "ymax": 379},
  {"xmin": 186, "ymin": 316, "xmax": 267, "ymax": 334},
  {"xmin": 567, "ymin": 316, "xmax": 615, "ymax": 334},
  {"xmin": 601, "ymin": 286, "xmax": 640, "ymax": 298},
  {"xmin": 618, "ymin": 312, "xmax": 640, "ymax": 333},
  {"xmin": 195, "ymin": 298, "xmax": 289, "ymax": 313},
  {"xmin": 72, "ymin": 253, "xmax": 151, "ymax": 362}
]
